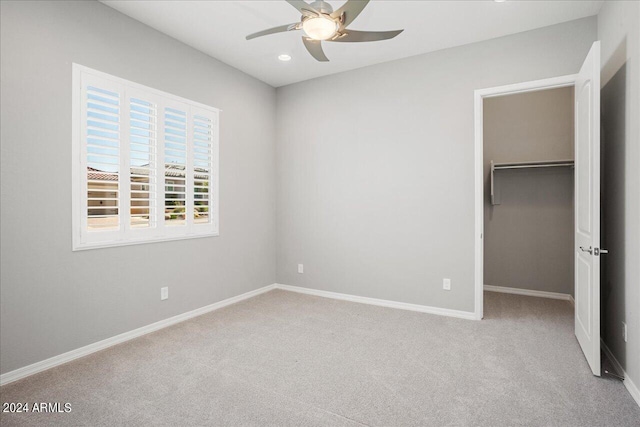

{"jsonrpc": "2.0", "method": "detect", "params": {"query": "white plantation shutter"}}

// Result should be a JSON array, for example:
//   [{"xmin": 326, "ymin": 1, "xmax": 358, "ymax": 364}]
[
  {"xmin": 85, "ymin": 85, "xmax": 121, "ymax": 232},
  {"xmin": 163, "ymin": 106, "xmax": 188, "ymax": 229},
  {"xmin": 128, "ymin": 95, "xmax": 157, "ymax": 229},
  {"xmin": 73, "ymin": 65, "xmax": 220, "ymax": 250},
  {"xmin": 192, "ymin": 108, "xmax": 218, "ymax": 233}
]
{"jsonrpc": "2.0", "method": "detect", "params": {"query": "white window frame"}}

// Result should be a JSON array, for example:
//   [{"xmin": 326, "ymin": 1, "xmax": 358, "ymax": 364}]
[{"xmin": 72, "ymin": 64, "xmax": 220, "ymax": 251}]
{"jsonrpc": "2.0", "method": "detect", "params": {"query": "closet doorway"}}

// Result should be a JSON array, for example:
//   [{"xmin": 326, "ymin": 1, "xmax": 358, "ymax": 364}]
[
  {"xmin": 483, "ymin": 86, "xmax": 575, "ymax": 306},
  {"xmin": 473, "ymin": 40, "xmax": 602, "ymax": 377}
]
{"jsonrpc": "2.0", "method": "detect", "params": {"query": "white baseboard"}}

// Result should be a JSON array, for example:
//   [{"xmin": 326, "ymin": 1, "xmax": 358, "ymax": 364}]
[
  {"xmin": 0, "ymin": 284, "xmax": 277, "ymax": 386},
  {"xmin": 601, "ymin": 339, "xmax": 640, "ymax": 408},
  {"xmin": 274, "ymin": 284, "xmax": 477, "ymax": 320},
  {"xmin": 484, "ymin": 285, "xmax": 573, "ymax": 302}
]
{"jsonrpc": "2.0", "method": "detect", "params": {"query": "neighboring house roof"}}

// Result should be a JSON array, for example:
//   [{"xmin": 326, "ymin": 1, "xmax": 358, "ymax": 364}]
[
  {"xmin": 87, "ymin": 167, "xmax": 118, "ymax": 181},
  {"xmin": 87, "ymin": 165, "xmax": 209, "ymax": 181}
]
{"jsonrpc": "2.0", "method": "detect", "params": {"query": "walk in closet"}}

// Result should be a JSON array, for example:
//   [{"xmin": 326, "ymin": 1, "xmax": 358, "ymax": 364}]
[{"xmin": 483, "ymin": 86, "xmax": 575, "ymax": 304}]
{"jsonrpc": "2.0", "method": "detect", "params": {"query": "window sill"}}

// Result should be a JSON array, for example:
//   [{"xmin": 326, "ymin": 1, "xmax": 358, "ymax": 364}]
[{"xmin": 72, "ymin": 231, "xmax": 219, "ymax": 251}]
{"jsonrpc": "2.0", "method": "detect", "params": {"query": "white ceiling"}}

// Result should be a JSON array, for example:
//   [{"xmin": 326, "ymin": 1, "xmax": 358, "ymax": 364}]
[{"xmin": 102, "ymin": 0, "xmax": 603, "ymax": 87}]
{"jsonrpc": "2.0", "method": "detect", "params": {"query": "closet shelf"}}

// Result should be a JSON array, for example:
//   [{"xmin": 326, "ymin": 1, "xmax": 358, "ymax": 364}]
[{"xmin": 490, "ymin": 159, "xmax": 574, "ymax": 205}]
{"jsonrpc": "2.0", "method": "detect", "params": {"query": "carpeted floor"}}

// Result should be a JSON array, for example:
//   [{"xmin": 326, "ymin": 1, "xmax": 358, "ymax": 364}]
[{"xmin": 1, "ymin": 290, "xmax": 639, "ymax": 426}]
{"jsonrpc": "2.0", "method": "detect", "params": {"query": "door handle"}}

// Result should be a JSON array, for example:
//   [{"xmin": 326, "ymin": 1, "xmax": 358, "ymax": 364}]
[{"xmin": 580, "ymin": 246, "xmax": 610, "ymax": 256}]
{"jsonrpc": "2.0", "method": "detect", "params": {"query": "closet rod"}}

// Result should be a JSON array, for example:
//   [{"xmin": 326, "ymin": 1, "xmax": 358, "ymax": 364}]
[
  {"xmin": 492, "ymin": 159, "xmax": 574, "ymax": 170},
  {"xmin": 493, "ymin": 160, "xmax": 574, "ymax": 169},
  {"xmin": 494, "ymin": 163, "xmax": 574, "ymax": 170}
]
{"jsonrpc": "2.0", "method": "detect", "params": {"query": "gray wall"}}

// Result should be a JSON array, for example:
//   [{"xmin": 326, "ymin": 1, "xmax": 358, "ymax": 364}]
[
  {"xmin": 598, "ymin": 1, "xmax": 640, "ymax": 393},
  {"xmin": 276, "ymin": 18, "xmax": 597, "ymax": 313},
  {"xmin": 0, "ymin": 1, "xmax": 276, "ymax": 375},
  {"xmin": 483, "ymin": 88, "xmax": 575, "ymax": 296}
]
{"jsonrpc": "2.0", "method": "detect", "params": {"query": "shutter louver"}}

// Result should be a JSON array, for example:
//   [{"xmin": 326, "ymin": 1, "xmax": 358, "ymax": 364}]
[
  {"xmin": 164, "ymin": 108, "xmax": 188, "ymax": 226},
  {"xmin": 193, "ymin": 115, "xmax": 213, "ymax": 224},
  {"xmin": 86, "ymin": 86, "xmax": 120, "ymax": 231},
  {"xmin": 129, "ymin": 98, "xmax": 157, "ymax": 228}
]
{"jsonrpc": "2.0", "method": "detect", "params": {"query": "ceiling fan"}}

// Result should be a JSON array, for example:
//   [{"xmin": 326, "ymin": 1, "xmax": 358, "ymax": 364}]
[{"xmin": 246, "ymin": 0, "xmax": 404, "ymax": 62}]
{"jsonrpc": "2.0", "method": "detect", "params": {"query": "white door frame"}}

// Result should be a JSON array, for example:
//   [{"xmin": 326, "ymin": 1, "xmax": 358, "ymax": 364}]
[{"xmin": 473, "ymin": 74, "xmax": 578, "ymax": 320}]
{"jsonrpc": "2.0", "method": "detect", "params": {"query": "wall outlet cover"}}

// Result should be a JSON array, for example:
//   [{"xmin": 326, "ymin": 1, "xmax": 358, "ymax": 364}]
[
  {"xmin": 298, "ymin": 264, "xmax": 304, "ymax": 274},
  {"xmin": 443, "ymin": 278, "xmax": 451, "ymax": 291},
  {"xmin": 161, "ymin": 287, "xmax": 169, "ymax": 300}
]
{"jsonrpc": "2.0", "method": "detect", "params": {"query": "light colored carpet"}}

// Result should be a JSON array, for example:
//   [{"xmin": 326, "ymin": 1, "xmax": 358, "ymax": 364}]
[{"xmin": 1, "ymin": 290, "xmax": 638, "ymax": 426}]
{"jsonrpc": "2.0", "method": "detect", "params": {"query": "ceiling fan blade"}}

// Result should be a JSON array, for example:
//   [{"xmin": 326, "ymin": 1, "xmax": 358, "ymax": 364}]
[
  {"xmin": 331, "ymin": 0, "xmax": 370, "ymax": 27},
  {"xmin": 302, "ymin": 37, "xmax": 329, "ymax": 62},
  {"xmin": 246, "ymin": 23, "xmax": 300, "ymax": 40},
  {"xmin": 329, "ymin": 29, "xmax": 403, "ymax": 43},
  {"xmin": 285, "ymin": 0, "xmax": 319, "ymax": 17}
]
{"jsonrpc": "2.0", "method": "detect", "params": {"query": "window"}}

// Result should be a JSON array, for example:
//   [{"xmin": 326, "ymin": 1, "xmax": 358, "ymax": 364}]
[{"xmin": 72, "ymin": 64, "xmax": 219, "ymax": 250}]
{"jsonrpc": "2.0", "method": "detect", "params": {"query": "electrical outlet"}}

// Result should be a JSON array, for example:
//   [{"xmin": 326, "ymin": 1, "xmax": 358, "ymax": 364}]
[
  {"xmin": 161, "ymin": 287, "xmax": 169, "ymax": 301},
  {"xmin": 623, "ymin": 322, "xmax": 627, "ymax": 342},
  {"xmin": 443, "ymin": 278, "xmax": 451, "ymax": 291},
  {"xmin": 298, "ymin": 264, "xmax": 304, "ymax": 274}
]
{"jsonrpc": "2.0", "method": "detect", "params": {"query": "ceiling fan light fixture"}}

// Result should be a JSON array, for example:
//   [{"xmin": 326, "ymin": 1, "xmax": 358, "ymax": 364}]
[
  {"xmin": 245, "ymin": 0, "xmax": 404, "ymax": 62},
  {"xmin": 302, "ymin": 16, "xmax": 338, "ymax": 41}
]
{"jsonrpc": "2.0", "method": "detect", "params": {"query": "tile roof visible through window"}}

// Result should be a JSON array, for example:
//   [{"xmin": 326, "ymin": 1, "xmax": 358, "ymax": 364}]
[
  {"xmin": 87, "ymin": 167, "xmax": 118, "ymax": 181},
  {"xmin": 87, "ymin": 165, "xmax": 210, "ymax": 180}
]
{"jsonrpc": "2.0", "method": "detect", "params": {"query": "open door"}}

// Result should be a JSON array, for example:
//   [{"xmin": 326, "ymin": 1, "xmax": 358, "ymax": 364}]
[{"xmin": 574, "ymin": 41, "xmax": 601, "ymax": 376}]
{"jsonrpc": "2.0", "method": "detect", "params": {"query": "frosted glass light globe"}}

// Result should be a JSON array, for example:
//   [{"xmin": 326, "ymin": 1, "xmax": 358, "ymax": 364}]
[{"xmin": 302, "ymin": 16, "xmax": 338, "ymax": 41}]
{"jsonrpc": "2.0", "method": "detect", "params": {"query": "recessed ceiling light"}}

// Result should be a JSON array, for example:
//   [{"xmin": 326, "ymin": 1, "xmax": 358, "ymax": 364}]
[
  {"xmin": 278, "ymin": 54, "xmax": 292, "ymax": 62},
  {"xmin": 494, "ymin": 0, "xmax": 507, "ymax": 2}
]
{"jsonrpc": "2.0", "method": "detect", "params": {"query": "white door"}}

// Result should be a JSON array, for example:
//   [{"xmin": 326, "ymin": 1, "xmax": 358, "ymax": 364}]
[{"xmin": 574, "ymin": 41, "xmax": 601, "ymax": 376}]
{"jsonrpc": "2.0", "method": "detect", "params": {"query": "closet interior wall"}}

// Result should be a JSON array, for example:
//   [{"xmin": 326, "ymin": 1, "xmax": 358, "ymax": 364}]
[{"xmin": 483, "ymin": 87, "xmax": 575, "ymax": 296}]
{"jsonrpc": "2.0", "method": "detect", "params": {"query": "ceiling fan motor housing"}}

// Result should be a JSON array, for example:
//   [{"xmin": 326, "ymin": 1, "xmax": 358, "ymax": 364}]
[{"xmin": 308, "ymin": 1, "xmax": 334, "ymax": 15}]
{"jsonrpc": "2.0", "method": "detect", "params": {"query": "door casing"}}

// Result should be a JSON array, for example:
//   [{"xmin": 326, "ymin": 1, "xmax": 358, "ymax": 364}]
[{"xmin": 473, "ymin": 74, "xmax": 578, "ymax": 321}]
